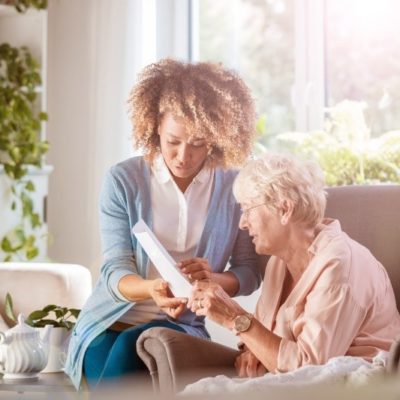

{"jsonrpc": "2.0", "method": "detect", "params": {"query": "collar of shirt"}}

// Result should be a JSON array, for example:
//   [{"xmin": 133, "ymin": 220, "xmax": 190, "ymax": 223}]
[
  {"xmin": 151, "ymin": 154, "xmax": 212, "ymax": 187},
  {"xmin": 307, "ymin": 218, "xmax": 341, "ymax": 256}
]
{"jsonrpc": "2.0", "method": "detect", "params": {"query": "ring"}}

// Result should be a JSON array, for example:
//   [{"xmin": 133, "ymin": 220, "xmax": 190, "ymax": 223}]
[{"xmin": 197, "ymin": 300, "xmax": 202, "ymax": 308}]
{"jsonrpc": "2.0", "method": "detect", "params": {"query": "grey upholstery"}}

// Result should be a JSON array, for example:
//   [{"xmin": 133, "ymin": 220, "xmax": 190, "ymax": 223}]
[
  {"xmin": 324, "ymin": 185, "xmax": 400, "ymax": 308},
  {"xmin": 388, "ymin": 336, "xmax": 400, "ymax": 374},
  {"xmin": 137, "ymin": 185, "xmax": 400, "ymax": 393},
  {"xmin": 137, "ymin": 327, "xmax": 238, "ymax": 393}
]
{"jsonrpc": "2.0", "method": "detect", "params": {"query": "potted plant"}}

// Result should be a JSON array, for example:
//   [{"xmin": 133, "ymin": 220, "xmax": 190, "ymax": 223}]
[
  {"xmin": 0, "ymin": 31, "xmax": 49, "ymax": 261},
  {"xmin": 4, "ymin": 293, "xmax": 80, "ymax": 372}
]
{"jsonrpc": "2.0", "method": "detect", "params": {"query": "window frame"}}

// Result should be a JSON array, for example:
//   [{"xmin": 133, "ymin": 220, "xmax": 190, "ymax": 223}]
[{"xmin": 187, "ymin": 0, "xmax": 327, "ymax": 132}]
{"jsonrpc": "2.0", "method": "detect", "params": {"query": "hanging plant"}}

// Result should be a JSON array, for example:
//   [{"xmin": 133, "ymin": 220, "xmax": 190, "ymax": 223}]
[
  {"xmin": 0, "ymin": 43, "xmax": 49, "ymax": 260},
  {"xmin": 0, "ymin": 0, "xmax": 47, "ymax": 13}
]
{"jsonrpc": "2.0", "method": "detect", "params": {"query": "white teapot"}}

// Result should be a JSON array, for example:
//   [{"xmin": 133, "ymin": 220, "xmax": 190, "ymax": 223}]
[{"xmin": 0, "ymin": 314, "xmax": 52, "ymax": 381}]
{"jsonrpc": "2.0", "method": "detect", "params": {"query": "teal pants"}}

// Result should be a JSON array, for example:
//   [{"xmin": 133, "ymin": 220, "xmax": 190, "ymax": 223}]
[{"xmin": 83, "ymin": 320, "xmax": 185, "ymax": 388}]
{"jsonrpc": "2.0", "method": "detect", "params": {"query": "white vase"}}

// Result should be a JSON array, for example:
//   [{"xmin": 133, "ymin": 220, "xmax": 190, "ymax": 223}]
[{"xmin": 40, "ymin": 327, "xmax": 71, "ymax": 373}]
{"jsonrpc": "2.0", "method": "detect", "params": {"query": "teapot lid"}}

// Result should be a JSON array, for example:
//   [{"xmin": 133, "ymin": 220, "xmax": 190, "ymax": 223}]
[{"xmin": 6, "ymin": 314, "xmax": 37, "ymax": 336}]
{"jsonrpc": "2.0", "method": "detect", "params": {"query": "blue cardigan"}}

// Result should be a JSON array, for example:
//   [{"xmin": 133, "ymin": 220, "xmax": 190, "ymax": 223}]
[{"xmin": 65, "ymin": 156, "xmax": 261, "ymax": 389}]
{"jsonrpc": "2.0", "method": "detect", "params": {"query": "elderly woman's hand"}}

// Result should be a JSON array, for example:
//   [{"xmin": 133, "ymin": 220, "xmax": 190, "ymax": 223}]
[
  {"xmin": 235, "ymin": 350, "xmax": 267, "ymax": 378},
  {"xmin": 149, "ymin": 278, "xmax": 188, "ymax": 319},
  {"xmin": 188, "ymin": 281, "xmax": 246, "ymax": 329},
  {"xmin": 177, "ymin": 258, "xmax": 212, "ymax": 283}
]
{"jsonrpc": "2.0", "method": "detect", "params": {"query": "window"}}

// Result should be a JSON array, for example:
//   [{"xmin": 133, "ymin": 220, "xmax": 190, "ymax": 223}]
[
  {"xmin": 326, "ymin": 0, "xmax": 400, "ymax": 136},
  {"xmin": 191, "ymin": 0, "xmax": 295, "ymax": 143},
  {"xmin": 190, "ymin": 0, "xmax": 400, "ymax": 184},
  {"xmin": 191, "ymin": 0, "xmax": 400, "ymax": 136}
]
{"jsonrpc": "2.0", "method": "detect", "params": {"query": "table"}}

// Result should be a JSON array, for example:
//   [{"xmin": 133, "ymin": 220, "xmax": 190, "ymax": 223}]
[{"xmin": 0, "ymin": 372, "xmax": 79, "ymax": 399}]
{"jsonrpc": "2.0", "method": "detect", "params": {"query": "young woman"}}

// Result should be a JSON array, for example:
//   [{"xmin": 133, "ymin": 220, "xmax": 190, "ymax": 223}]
[{"xmin": 65, "ymin": 59, "xmax": 263, "ymax": 390}]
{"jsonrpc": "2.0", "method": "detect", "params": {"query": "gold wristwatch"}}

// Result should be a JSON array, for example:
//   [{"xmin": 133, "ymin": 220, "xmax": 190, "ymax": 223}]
[{"xmin": 232, "ymin": 313, "xmax": 253, "ymax": 336}]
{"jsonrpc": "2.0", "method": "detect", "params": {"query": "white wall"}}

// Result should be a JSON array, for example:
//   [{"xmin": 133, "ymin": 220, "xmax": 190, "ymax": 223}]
[
  {"xmin": 46, "ymin": 0, "xmax": 192, "ymax": 278},
  {"xmin": 47, "ymin": 0, "xmax": 140, "ymax": 277}
]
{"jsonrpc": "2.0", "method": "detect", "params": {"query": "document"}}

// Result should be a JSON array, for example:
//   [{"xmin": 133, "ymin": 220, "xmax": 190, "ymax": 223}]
[{"xmin": 132, "ymin": 219, "xmax": 192, "ymax": 298}]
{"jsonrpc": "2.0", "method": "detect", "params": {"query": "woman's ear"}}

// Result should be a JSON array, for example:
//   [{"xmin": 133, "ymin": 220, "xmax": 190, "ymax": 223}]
[{"xmin": 280, "ymin": 200, "xmax": 294, "ymax": 225}]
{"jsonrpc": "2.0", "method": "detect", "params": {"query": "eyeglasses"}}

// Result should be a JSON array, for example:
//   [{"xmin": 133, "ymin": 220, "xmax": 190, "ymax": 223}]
[{"xmin": 240, "ymin": 202, "xmax": 268, "ymax": 218}]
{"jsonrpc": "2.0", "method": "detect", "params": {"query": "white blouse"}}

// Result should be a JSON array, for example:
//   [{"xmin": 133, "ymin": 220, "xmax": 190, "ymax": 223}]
[{"xmin": 119, "ymin": 156, "xmax": 214, "ymax": 325}]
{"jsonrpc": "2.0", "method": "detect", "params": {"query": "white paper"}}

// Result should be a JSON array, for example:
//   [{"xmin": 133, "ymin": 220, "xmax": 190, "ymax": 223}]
[{"xmin": 132, "ymin": 219, "xmax": 192, "ymax": 298}]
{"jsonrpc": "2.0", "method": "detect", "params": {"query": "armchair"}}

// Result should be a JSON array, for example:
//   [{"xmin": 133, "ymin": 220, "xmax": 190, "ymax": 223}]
[
  {"xmin": 137, "ymin": 185, "xmax": 400, "ymax": 393},
  {"xmin": 0, "ymin": 263, "xmax": 92, "ymax": 329}
]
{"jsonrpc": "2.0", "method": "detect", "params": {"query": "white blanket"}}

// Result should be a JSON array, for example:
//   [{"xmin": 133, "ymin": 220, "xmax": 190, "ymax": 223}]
[{"xmin": 180, "ymin": 352, "xmax": 387, "ymax": 396}]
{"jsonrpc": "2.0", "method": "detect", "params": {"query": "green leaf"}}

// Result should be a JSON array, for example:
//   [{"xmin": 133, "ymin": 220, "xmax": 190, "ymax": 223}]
[
  {"xmin": 38, "ymin": 112, "xmax": 48, "ymax": 121},
  {"xmin": 1, "ymin": 237, "xmax": 12, "ymax": 253},
  {"xmin": 34, "ymin": 319, "xmax": 59, "ymax": 328},
  {"xmin": 5, "ymin": 293, "xmax": 17, "ymax": 323},
  {"xmin": 55, "ymin": 307, "xmax": 69, "ymax": 318},
  {"xmin": 42, "ymin": 304, "xmax": 57, "ymax": 312},
  {"xmin": 26, "ymin": 246, "xmax": 39, "ymax": 260},
  {"xmin": 25, "ymin": 235, "xmax": 35, "ymax": 247},
  {"xmin": 69, "ymin": 309, "xmax": 81, "ymax": 319},
  {"xmin": 4, "ymin": 164, "xmax": 15, "ymax": 179},
  {"xmin": 30, "ymin": 213, "xmax": 41, "ymax": 228},
  {"xmin": 256, "ymin": 114, "xmax": 267, "ymax": 135},
  {"xmin": 15, "ymin": 228, "xmax": 26, "ymax": 243},
  {"xmin": 27, "ymin": 310, "xmax": 48, "ymax": 321},
  {"xmin": 9, "ymin": 147, "xmax": 21, "ymax": 162},
  {"xmin": 25, "ymin": 180, "xmax": 35, "ymax": 191}
]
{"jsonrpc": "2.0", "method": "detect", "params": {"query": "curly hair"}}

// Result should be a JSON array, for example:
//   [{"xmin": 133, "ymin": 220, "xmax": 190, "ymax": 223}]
[
  {"xmin": 233, "ymin": 152, "xmax": 327, "ymax": 227},
  {"xmin": 127, "ymin": 58, "xmax": 256, "ymax": 168}
]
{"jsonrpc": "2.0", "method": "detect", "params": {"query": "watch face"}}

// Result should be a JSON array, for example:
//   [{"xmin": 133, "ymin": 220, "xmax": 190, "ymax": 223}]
[{"xmin": 234, "ymin": 314, "xmax": 252, "ymax": 333}]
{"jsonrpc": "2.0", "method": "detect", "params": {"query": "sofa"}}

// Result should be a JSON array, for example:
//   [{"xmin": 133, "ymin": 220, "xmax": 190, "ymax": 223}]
[
  {"xmin": 0, "ymin": 263, "xmax": 92, "ymax": 331},
  {"xmin": 136, "ymin": 184, "xmax": 400, "ymax": 393}
]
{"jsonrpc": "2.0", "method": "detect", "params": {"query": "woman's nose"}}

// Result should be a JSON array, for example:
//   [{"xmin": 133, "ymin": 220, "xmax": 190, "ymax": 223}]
[
  {"xmin": 177, "ymin": 144, "xmax": 191, "ymax": 163},
  {"xmin": 239, "ymin": 213, "xmax": 248, "ymax": 230}
]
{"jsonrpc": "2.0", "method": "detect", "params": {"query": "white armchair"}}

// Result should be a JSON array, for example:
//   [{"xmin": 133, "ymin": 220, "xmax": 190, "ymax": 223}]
[{"xmin": 0, "ymin": 263, "xmax": 92, "ymax": 329}]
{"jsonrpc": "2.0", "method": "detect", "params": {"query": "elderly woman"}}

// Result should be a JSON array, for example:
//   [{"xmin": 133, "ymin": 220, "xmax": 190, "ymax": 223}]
[
  {"xmin": 65, "ymin": 59, "xmax": 263, "ymax": 390},
  {"xmin": 190, "ymin": 152, "xmax": 400, "ymax": 377}
]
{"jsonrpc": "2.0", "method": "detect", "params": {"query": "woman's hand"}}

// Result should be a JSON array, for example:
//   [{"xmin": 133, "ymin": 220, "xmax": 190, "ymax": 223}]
[
  {"xmin": 235, "ymin": 350, "xmax": 267, "ymax": 378},
  {"xmin": 149, "ymin": 279, "xmax": 187, "ymax": 319},
  {"xmin": 178, "ymin": 258, "xmax": 240, "ymax": 297},
  {"xmin": 177, "ymin": 258, "xmax": 212, "ymax": 283},
  {"xmin": 188, "ymin": 281, "xmax": 245, "ymax": 329}
]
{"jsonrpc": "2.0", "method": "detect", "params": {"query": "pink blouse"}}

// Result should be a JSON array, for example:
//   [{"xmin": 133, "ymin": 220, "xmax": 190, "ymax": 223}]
[{"xmin": 255, "ymin": 219, "xmax": 400, "ymax": 372}]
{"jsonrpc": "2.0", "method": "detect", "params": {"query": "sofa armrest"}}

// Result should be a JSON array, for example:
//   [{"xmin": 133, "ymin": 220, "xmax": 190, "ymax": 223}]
[
  {"xmin": 136, "ymin": 327, "xmax": 239, "ymax": 393},
  {"xmin": 387, "ymin": 335, "xmax": 400, "ymax": 374},
  {"xmin": 0, "ymin": 263, "xmax": 92, "ymax": 322}
]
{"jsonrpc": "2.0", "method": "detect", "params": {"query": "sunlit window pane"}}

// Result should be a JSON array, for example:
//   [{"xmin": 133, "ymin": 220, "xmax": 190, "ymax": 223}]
[
  {"xmin": 326, "ymin": 0, "xmax": 400, "ymax": 136},
  {"xmin": 194, "ymin": 0, "xmax": 295, "ymax": 140}
]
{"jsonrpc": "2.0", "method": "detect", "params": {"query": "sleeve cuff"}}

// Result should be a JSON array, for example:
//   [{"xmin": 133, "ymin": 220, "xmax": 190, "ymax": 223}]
[
  {"xmin": 108, "ymin": 269, "xmax": 136, "ymax": 302},
  {"xmin": 276, "ymin": 337, "xmax": 299, "ymax": 372}
]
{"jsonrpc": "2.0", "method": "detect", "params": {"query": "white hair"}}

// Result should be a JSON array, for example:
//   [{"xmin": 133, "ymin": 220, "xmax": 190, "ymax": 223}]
[{"xmin": 233, "ymin": 152, "xmax": 327, "ymax": 227}]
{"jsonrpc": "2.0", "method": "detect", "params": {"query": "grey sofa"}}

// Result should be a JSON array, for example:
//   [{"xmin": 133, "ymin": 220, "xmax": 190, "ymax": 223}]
[{"xmin": 137, "ymin": 185, "xmax": 400, "ymax": 393}]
